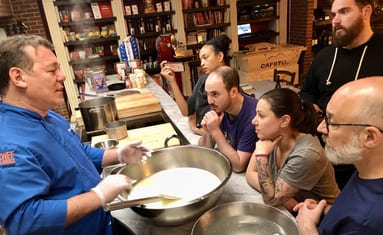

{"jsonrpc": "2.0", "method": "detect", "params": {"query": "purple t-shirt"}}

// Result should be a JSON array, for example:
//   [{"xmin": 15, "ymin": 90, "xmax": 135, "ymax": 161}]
[{"xmin": 220, "ymin": 94, "xmax": 258, "ymax": 153}]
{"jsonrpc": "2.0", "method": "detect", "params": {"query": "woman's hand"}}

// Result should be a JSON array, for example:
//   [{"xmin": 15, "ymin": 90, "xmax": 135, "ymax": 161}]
[
  {"xmin": 255, "ymin": 136, "xmax": 283, "ymax": 155},
  {"xmin": 160, "ymin": 61, "xmax": 176, "ymax": 83}
]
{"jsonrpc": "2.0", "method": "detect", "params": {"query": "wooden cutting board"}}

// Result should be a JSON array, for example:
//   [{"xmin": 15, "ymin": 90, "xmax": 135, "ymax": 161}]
[
  {"xmin": 91, "ymin": 123, "xmax": 179, "ymax": 150},
  {"xmin": 115, "ymin": 92, "xmax": 162, "ymax": 119}
]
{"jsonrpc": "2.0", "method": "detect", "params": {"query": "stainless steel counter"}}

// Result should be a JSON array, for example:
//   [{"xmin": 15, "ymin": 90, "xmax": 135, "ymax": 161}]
[
  {"xmin": 111, "ymin": 78, "xmax": 293, "ymax": 234},
  {"xmin": 143, "ymin": 77, "xmax": 200, "ymax": 145}
]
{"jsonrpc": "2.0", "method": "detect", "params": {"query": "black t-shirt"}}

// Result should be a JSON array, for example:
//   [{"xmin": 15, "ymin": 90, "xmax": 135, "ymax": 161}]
[{"xmin": 301, "ymin": 33, "xmax": 383, "ymax": 112}]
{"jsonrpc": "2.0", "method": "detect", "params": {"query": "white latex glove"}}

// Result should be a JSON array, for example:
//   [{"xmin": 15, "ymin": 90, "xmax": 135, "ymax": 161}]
[
  {"xmin": 91, "ymin": 174, "xmax": 133, "ymax": 205},
  {"xmin": 117, "ymin": 140, "xmax": 151, "ymax": 164}
]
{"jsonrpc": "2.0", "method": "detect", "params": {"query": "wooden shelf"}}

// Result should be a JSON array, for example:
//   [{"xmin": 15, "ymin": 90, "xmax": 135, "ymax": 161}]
[
  {"xmin": 69, "ymin": 55, "xmax": 119, "ymax": 66},
  {"xmin": 186, "ymin": 44, "xmax": 203, "ymax": 50},
  {"xmin": 237, "ymin": 0, "xmax": 279, "ymax": 8},
  {"xmin": 54, "ymin": 0, "xmax": 106, "ymax": 6},
  {"xmin": 59, "ymin": 17, "xmax": 116, "ymax": 27},
  {"xmin": 185, "ymin": 23, "xmax": 230, "ymax": 32},
  {"xmin": 124, "ymin": 11, "xmax": 175, "ymax": 19},
  {"xmin": 238, "ymin": 31, "xmax": 279, "ymax": 42},
  {"xmin": 313, "ymin": 19, "xmax": 332, "ymax": 27},
  {"xmin": 140, "ymin": 48, "xmax": 157, "ymax": 57},
  {"xmin": 238, "ymin": 15, "xmax": 278, "ymax": 25},
  {"xmin": 182, "ymin": 5, "xmax": 229, "ymax": 13},
  {"xmin": 132, "ymin": 29, "xmax": 177, "ymax": 39},
  {"xmin": 64, "ymin": 36, "xmax": 119, "ymax": 46}
]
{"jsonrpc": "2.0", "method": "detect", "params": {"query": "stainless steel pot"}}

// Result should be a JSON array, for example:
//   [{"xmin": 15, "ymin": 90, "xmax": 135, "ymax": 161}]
[
  {"xmin": 116, "ymin": 145, "xmax": 232, "ymax": 226},
  {"xmin": 105, "ymin": 120, "xmax": 127, "ymax": 139},
  {"xmin": 192, "ymin": 202, "xmax": 300, "ymax": 235},
  {"xmin": 78, "ymin": 97, "xmax": 118, "ymax": 132}
]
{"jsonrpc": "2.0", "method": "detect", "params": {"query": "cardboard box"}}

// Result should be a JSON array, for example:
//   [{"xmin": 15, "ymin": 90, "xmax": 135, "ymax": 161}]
[{"xmin": 234, "ymin": 44, "xmax": 306, "ymax": 84}]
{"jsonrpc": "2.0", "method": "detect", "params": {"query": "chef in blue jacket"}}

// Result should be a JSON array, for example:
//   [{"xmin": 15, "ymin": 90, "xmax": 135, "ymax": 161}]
[{"xmin": 0, "ymin": 35, "xmax": 149, "ymax": 235}]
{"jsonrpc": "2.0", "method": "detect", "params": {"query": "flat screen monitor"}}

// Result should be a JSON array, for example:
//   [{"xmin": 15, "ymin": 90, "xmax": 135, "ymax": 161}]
[{"xmin": 237, "ymin": 24, "xmax": 251, "ymax": 36}]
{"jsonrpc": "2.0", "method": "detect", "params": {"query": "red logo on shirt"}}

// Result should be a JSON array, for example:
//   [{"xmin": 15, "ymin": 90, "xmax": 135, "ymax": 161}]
[{"xmin": 0, "ymin": 151, "xmax": 16, "ymax": 166}]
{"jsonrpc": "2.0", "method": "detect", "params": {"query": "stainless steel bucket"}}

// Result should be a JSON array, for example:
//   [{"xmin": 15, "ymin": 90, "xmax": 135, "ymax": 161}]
[
  {"xmin": 105, "ymin": 120, "xmax": 127, "ymax": 139},
  {"xmin": 79, "ymin": 97, "xmax": 118, "ymax": 132}
]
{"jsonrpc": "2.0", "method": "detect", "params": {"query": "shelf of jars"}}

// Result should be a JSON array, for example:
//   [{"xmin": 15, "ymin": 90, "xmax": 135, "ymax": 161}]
[
  {"xmin": 238, "ymin": 15, "xmax": 278, "ymax": 25},
  {"xmin": 54, "ymin": 0, "xmax": 108, "ymax": 6},
  {"xmin": 64, "ymin": 35, "xmax": 120, "ymax": 46},
  {"xmin": 68, "ymin": 55, "xmax": 120, "ymax": 66},
  {"xmin": 124, "ymin": 10, "xmax": 175, "ymax": 19},
  {"xmin": 58, "ymin": 17, "xmax": 117, "ymax": 27},
  {"xmin": 182, "ymin": 5, "xmax": 229, "ymax": 13},
  {"xmin": 237, "ymin": 0, "xmax": 279, "ymax": 7},
  {"xmin": 132, "ymin": 29, "xmax": 177, "ymax": 38},
  {"xmin": 185, "ymin": 23, "xmax": 230, "ymax": 32},
  {"xmin": 237, "ymin": 1, "xmax": 277, "ymax": 22},
  {"xmin": 313, "ymin": 19, "xmax": 332, "ymax": 27}
]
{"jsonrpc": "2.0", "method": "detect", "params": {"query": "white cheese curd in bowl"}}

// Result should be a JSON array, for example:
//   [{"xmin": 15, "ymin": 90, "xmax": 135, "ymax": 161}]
[{"xmin": 127, "ymin": 167, "xmax": 221, "ymax": 209}]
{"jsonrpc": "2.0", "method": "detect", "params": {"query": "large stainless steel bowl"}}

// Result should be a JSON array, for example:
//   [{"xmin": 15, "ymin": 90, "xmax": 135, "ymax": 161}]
[
  {"xmin": 192, "ymin": 202, "xmax": 300, "ymax": 235},
  {"xmin": 117, "ymin": 145, "xmax": 232, "ymax": 226}
]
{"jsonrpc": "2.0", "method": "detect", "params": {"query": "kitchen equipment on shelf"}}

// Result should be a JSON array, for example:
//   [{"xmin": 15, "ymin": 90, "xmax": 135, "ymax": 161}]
[
  {"xmin": 191, "ymin": 201, "xmax": 299, "ymax": 235},
  {"xmin": 115, "ymin": 145, "xmax": 232, "ymax": 226},
  {"xmin": 78, "ymin": 97, "xmax": 118, "ymax": 132},
  {"xmin": 105, "ymin": 120, "xmax": 127, "ymax": 140}
]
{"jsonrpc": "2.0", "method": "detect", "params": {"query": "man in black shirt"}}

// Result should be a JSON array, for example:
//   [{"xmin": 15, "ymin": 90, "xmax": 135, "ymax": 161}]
[{"xmin": 300, "ymin": 0, "xmax": 383, "ymax": 189}]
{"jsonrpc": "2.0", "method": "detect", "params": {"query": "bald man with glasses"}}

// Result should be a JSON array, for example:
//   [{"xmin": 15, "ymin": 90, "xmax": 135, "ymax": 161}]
[{"xmin": 294, "ymin": 76, "xmax": 383, "ymax": 235}]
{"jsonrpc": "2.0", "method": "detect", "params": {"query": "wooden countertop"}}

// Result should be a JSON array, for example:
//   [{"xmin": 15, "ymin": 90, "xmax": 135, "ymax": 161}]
[{"xmin": 91, "ymin": 122, "xmax": 180, "ymax": 150}]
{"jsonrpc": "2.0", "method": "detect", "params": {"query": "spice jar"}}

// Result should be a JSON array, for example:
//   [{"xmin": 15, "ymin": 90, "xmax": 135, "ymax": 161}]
[{"xmin": 100, "ymin": 26, "xmax": 108, "ymax": 38}]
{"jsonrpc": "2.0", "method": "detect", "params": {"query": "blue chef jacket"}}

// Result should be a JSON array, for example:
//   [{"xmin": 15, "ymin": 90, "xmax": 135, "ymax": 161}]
[{"xmin": 0, "ymin": 102, "xmax": 113, "ymax": 235}]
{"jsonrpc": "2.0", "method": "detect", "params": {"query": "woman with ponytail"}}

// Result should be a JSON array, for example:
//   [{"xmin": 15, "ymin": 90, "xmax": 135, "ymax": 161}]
[
  {"xmin": 246, "ymin": 88, "xmax": 339, "ymax": 212},
  {"xmin": 160, "ymin": 34, "xmax": 231, "ymax": 135}
]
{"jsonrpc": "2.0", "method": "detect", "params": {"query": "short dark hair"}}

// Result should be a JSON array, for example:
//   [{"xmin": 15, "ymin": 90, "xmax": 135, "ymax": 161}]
[
  {"xmin": 209, "ymin": 66, "xmax": 240, "ymax": 92},
  {"xmin": 203, "ymin": 34, "xmax": 231, "ymax": 66},
  {"xmin": 331, "ymin": 0, "xmax": 374, "ymax": 8},
  {"xmin": 0, "ymin": 34, "xmax": 54, "ymax": 96},
  {"xmin": 261, "ymin": 88, "xmax": 319, "ymax": 135}
]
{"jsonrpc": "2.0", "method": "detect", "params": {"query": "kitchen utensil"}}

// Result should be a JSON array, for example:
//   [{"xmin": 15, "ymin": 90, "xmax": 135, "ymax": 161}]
[
  {"xmin": 105, "ymin": 120, "xmax": 127, "ymax": 140},
  {"xmin": 108, "ymin": 82, "xmax": 126, "ymax": 91},
  {"xmin": 102, "ymin": 163, "xmax": 126, "ymax": 178},
  {"xmin": 93, "ymin": 139, "xmax": 119, "ymax": 149},
  {"xmin": 103, "ymin": 194, "xmax": 180, "ymax": 211},
  {"xmin": 78, "ymin": 97, "xmax": 118, "ymax": 132},
  {"xmin": 116, "ymin": 145, "xmax": 232, "ymax": 226},
  {"xmin": 191, "ymin": 202, "xmax": 299, "ymax": 235}
]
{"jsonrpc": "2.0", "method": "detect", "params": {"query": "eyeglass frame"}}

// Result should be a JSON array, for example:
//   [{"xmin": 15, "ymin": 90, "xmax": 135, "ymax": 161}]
[{"xmin": 324, "ymin": 116, "xmax": 383, "ymax": 133}]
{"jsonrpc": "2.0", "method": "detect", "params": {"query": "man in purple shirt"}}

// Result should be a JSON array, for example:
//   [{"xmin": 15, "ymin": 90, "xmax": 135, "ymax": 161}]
[{"xmin": 198, "ymin": 66, "xmax": 258, "ymax": 172}]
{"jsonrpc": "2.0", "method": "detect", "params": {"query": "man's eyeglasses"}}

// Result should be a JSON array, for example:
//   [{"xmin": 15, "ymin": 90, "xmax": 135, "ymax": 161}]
[{"xmin": 324, "ymin": 116, "xmax": 383, "ymax": 133}]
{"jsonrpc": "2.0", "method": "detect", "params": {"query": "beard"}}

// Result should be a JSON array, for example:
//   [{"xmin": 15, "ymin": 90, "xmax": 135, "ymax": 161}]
[
  {"xmin": 332, "ymin": 15, "xmax": 364, "ymax": 47},
  {"xmin": 323, "ymin": 132, "xmax": 363, "ymax": 165}
]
